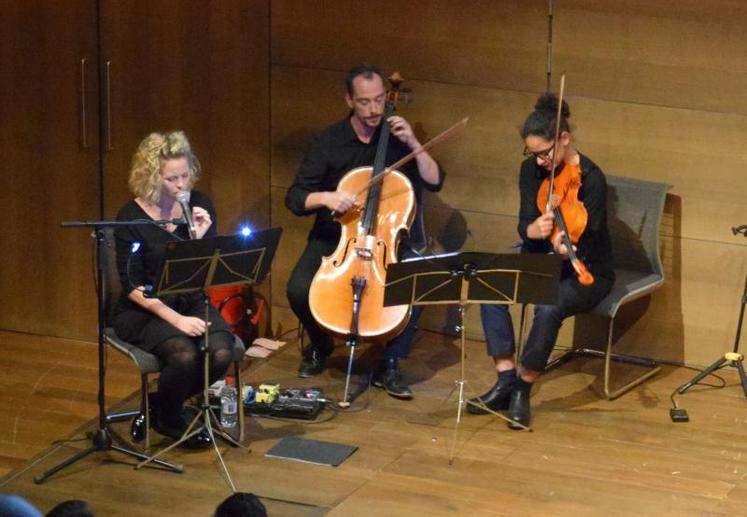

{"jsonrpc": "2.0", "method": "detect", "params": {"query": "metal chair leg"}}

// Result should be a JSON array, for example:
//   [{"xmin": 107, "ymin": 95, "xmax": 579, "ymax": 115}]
[
  {"xmin": 602, "ymin": 318, "xmax": 661, "ymax": 400},
  {"xmin": 234, "ymin": 360, "xmax": 245, "ymax": 442},
  {"xmin": 545, "ymin": 316, "xmax": 661, "ymax": 399},
  {"xmin": 516, "ymin": 303, "xmax": 529, "ymax": 360},
  {"xmin": 142, "ymin": 374, "xmax": 151, "ymax": 451}
]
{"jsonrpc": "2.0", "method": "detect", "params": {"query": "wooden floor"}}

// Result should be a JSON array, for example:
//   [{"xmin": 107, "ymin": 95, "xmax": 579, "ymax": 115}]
[{"xmin": 1, "ymin": 329, "xmax": 747, "ymax": 516}]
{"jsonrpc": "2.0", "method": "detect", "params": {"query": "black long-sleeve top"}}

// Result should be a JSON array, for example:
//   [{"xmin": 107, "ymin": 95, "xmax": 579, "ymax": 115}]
[
  {"xmin": 285, "ymin": 117, "xmax": 445, "ymax": 245},
  {"xmin": 113, "ymin": 190, "xmax": 218, "ymax": 311},
  {"xmin": 518, "ymin": 153, "xmax": 614, "ymax": 281}
]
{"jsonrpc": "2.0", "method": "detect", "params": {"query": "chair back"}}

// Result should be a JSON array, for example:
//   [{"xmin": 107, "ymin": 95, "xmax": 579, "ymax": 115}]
[
  {"xmin": 605, "ymin": 175, "xmax": 670, "ymax": 277},
  {"xmin": 101, "ymin": 227, "xmax": 123, "ymax": 327}
]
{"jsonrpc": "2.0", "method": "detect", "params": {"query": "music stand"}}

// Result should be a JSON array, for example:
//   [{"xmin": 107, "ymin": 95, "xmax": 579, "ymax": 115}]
[
  {"xmin": 385, "ymin": 251, "xmax": 561, "ymax": 462},
  {"xmin": 135, "ymin": 227, "xmax": 281, "ymax": 492}
]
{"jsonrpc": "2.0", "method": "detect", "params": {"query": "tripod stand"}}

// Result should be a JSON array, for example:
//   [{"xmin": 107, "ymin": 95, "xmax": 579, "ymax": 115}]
[
  {"xmin": 385, "ymin": 252, "xmax": 561, "ymax": 462},
  {"xmin": 136, "ymin": 295, "xmax": 244, "ymax": 491},
  {"xmin": 35, "ymin": 222, "xmax": 182, "ymax": 484},
  {"xmin": 134, "ymin": 228, "xmax": 281, "ymax": 491},
  {"xmin": 673, "ymin": 253, "xmax": 747, "ymax": 413}
]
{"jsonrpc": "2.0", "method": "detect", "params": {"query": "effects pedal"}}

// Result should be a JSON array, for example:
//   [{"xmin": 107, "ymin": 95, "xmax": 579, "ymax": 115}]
[{"xmin": 246, "ymin": 387, "xmax": 326, "ymax": 420}]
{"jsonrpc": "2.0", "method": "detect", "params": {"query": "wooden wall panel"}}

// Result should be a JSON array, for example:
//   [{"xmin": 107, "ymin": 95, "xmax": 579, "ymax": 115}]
[
  {"xmin": 563, "ymin": 96, "xmax": 747, "ymax": 243},
  {"xmin": 575, "ymin": 237, "xmax": 746, "ymax": 367},
  {"xmin": 270, "ymin": 185, "xmax": 313, "ymax": 312},
  {"xmin": 270, "ymin": 66, "xmax": 342, "ymax": 189},
  {"xmin": 202, "ymin": 2, "xmax": 271, "ymax": 233},
  {"xmin": 554, "ymin": 1, "xmax": 747, "ymax": 114},
  {"xmin": 271, "ymin": 0, "xmax": 549, "ymax": 91}
]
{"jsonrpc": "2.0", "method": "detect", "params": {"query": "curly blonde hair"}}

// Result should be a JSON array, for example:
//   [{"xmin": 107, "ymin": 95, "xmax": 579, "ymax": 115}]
[{"xmin": 129, "ymin": 131, "xmax": 201, "ymax": 203}]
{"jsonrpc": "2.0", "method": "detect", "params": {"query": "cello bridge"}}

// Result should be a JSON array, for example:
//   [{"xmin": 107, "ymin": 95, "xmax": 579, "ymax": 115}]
[{"xmin": 354, "ymin": 247, "xmax": 373, "ymax": 260}]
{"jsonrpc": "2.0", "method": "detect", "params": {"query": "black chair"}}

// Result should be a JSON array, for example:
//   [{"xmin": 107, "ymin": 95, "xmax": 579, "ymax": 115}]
[
  {"xmin": 543, "ymin": 175, "xmax": 671, "ymax": 399},
  {"xmin": 102, "ymin": 228, "xmax": 246, "ymax": 448}
]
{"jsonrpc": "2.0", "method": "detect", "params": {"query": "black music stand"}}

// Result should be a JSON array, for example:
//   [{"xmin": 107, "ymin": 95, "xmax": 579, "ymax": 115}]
[
  {"xmin": 135, "ymin": 227, "xmax": 281, "ymax": 492},
  {"xmin": 385, "ymin": 251, "xmax": 561, "ymax": 462},
  {"xmin": 35, "ymin": 219, "xmax": 184, "ymax": 485}
]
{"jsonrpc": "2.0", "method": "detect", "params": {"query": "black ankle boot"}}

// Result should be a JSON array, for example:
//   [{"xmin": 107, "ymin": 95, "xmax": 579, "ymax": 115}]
[
  {"xmin": 372, "ymin": 360, "xmax": 413, "ymax": 399},
  {"xmin": 298, "ymin": 343, "xmax": 333, "ymax": 378},
  {"xmin": 152, "ymin": 410, "xmax": 213, "ymax": 449},
  {"xmin": 131, "ymin": 412, "xmax": 148, "ymax": 443},
  {"xmin": 507, "ymin": 382, "xmax": 532, "ymax": 430},
  {"xmin": 298, "ymin": 349, "xmax": 328, "ymax": 378},
  {"xmin": 131, "ymin": 393, "xmax": 158, "ymax": 443},
  {"xmin": 466, "ymin": 380, "xmax": 514, "ymax": 415}
]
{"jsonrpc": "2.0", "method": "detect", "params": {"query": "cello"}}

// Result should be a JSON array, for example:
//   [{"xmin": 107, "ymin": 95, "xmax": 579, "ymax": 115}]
[{"xmin": 308, "ymin": 73, "xmax": 415, "ymax": 342}]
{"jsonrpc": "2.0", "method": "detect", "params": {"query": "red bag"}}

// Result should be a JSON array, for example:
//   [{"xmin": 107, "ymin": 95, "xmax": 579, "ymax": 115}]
[{"xmin": 208, "ymin": 285, "xmax": 264, "ymax": 343}]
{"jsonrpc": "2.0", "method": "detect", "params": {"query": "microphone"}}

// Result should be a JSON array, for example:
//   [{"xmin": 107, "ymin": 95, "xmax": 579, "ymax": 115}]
[{"xmin": 175, "ymin": 191, "xmax": 197, "ymax": 239}]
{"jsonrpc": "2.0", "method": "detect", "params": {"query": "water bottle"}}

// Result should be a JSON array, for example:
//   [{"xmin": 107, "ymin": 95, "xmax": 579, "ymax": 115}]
[{"xmin": 220, "ymin": 376, "xmax": 238, "ymax": 428}]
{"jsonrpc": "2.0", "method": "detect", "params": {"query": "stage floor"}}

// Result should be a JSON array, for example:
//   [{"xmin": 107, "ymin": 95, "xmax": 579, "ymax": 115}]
[{"xmin": 1, "ymin": 330, "xmax": 746, "ymax": 516}]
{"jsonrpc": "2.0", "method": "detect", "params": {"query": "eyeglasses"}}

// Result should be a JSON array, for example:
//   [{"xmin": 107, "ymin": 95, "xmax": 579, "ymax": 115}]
[{"xmin": 523, "ymin": 143, "xmax": 555, "ymax": 161}]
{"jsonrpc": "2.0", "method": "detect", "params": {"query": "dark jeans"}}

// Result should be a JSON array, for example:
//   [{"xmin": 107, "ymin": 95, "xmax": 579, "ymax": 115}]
[
  {"xmin": 286, "ymin": 237, "xmax": 422, "ymax": 361},
  {"xmin": 480, "ymin": 272, "xmax": 613, "ymax": 372}
]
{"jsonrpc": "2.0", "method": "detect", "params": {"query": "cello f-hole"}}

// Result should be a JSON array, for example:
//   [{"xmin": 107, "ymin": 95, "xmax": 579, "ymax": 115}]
[{"xmin": 333, "ymin": 238, "xmax": 356, "ymax": 267}]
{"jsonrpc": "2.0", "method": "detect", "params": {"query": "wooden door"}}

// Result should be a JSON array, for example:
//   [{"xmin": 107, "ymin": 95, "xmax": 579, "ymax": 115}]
[{"xmin": 0, "ymin": 2, "xmax": 100, "ymax": 339}]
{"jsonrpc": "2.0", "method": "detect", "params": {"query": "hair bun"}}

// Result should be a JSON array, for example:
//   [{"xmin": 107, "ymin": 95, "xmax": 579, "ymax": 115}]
[{"xmin": 535, "ymin": 93, "xmax": 570, "ymax": 119}]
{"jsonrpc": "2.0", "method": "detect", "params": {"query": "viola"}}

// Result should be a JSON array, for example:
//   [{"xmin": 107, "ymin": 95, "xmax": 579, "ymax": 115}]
[
  {"xmin": 537, "ymin": 73, "xmax": 594, "ymax": 286},
  {"xmin": 308, "ymin": 72, "xmax": 414, "ymax": 341},
  {"xmin": 536, "ymin": 160, "xmax": 594, "ymax": 286}
]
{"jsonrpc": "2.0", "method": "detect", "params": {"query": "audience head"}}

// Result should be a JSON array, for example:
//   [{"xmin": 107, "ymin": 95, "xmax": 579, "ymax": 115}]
[
  {"xmin": 214, "ymin": 492, "xmax": 267, "ymax": 517},
  {"xmin": 45, "ymin": 499, "xmax": 94, "ymax": 517}
]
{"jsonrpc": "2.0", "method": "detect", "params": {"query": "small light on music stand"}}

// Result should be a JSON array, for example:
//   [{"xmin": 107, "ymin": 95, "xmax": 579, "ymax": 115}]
[
  {"xmin": 240, "ymin": 225, "xmax": 252, "ymax": 237},
  {"xmin": 130, "ymin": 241, "xmax": 142, "ymax": 253}
]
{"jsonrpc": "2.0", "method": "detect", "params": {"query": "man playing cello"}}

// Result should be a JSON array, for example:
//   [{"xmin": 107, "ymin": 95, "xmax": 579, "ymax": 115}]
[{"xmin": 285, "ymin": 64, "xmax": 444, "ymax": 399}]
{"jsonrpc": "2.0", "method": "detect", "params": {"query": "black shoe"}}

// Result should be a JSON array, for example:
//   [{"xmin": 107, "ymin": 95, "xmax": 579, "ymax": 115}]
[
  {"xmin": 507, "ymin": 389, "xmax": 531, "ymax": 430},
  {"xmin": 177, "ymin": 408, "xmax": 214, "ymax": 449},
  {"xmin": 130, "ymin": 393, "xmax": 158, "ymax": 443},
  {"xmin": 466, "ymin": 381, "xmax": 513, "ymax": 415},
  {"xmin": 131, "ymin": 412, "xmax": 147, "ymax": 443},
  {"xmin": 298, "ymin": 348, "xmax": 330, "ymax": 378},
  {"xmin": 153, "ymin": 413, "xmax": 213, "ymax": 450},
  {"xmin": 182, "ymin": 429, "xmax": 214, "ymax": 450},
  {"xmin": 152, "ymin": 416, "xmax": 185, "ymax": 441},
  {"xmin": 372, "ymin": 365, "xmax": 413, "ymax": 400}
]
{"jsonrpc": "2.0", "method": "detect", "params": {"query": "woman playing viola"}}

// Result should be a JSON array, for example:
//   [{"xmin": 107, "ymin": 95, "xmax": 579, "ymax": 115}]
[{"xmin": 469, "ymin": 93, "xmax": 615, "ymax": 428}]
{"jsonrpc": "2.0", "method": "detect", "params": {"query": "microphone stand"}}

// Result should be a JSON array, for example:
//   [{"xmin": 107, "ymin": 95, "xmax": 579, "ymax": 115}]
[
  {"xmin": 670, "ymin": 225, "xmax": 747, "ymax": 421},
  {"xmin": 35, "ymin": 219, "xmax": 183, "ymax": 484}
]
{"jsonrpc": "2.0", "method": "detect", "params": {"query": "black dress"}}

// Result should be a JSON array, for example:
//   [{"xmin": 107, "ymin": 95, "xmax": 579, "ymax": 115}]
[{"xmin": 112, "ymin": 190, "xmax": 231, "ymax": 351}]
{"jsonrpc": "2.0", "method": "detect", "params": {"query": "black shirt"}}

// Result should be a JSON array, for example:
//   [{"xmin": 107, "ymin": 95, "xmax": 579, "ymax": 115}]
[
  {"xmin": 518, "ymin": 153, "xmax": 614, "ymax": 280},
  {"xmin": 285, "ymin": 117, "xmax": 445, "ymax": 244},
  {"xmin": 113, "ymin": 190, "xmax": 218, "ymax": 310}
]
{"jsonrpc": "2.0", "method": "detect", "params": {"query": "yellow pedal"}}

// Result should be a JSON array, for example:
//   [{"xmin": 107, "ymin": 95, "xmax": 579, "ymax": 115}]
[{"xmin": 256, "ymin": 384, "xmax": 280, "ymax": 404}]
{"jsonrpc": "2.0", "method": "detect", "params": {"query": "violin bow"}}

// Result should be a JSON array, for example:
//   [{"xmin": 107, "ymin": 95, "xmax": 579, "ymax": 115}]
[{"xmin": 546, "ymin": 72, "xmax": 566, "ymax": 212}]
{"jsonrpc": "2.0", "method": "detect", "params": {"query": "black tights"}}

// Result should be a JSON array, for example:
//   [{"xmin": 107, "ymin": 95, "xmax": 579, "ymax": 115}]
[{"xmin": 153, "ymin": 331, "xmax": 234, "ymax": 427}]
